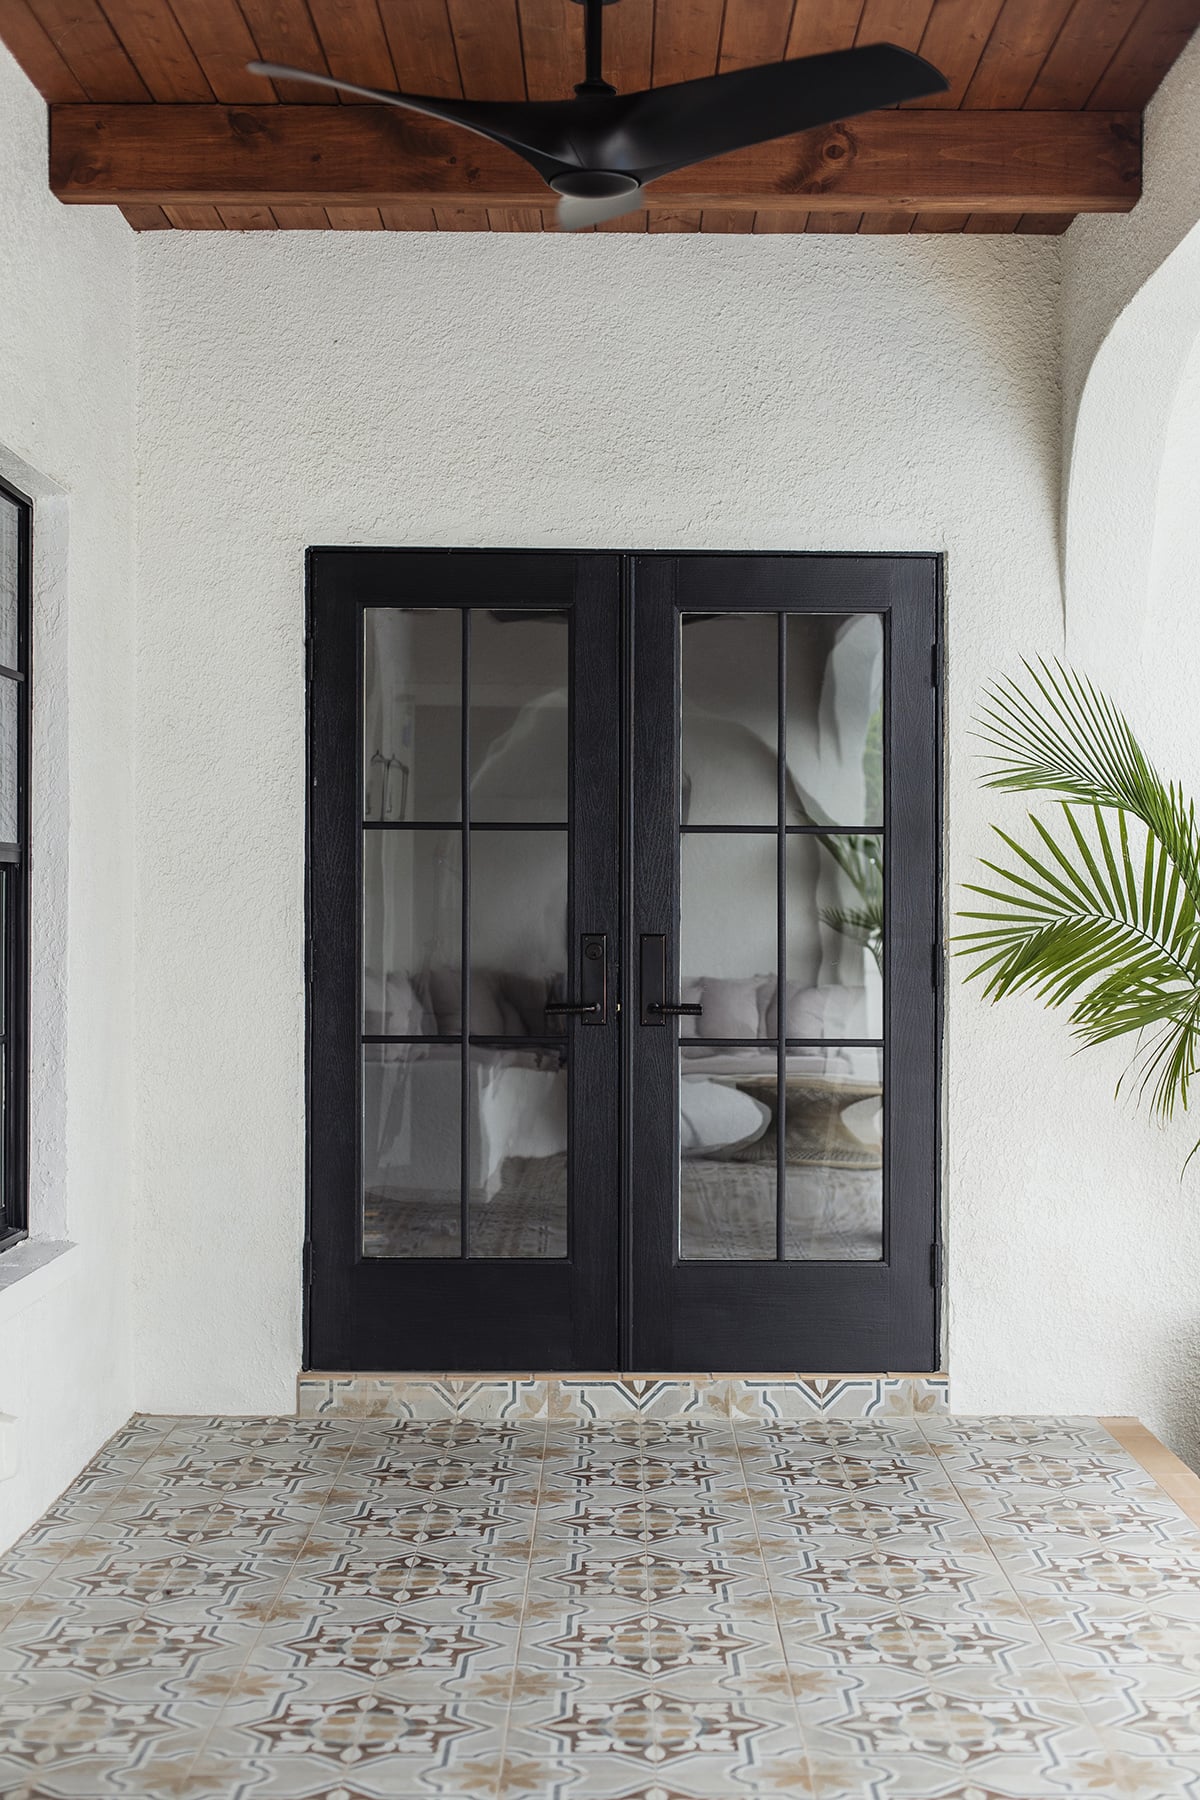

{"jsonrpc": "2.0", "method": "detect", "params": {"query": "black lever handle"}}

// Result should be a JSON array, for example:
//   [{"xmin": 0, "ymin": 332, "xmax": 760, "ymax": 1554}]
[
  {"xmin": 546, "ymin": 933, "xmax": 607, "ymax": 1025},
  {"xmin": 640, "ymin": 933, "xmax": 703, "ymax": 1025}
]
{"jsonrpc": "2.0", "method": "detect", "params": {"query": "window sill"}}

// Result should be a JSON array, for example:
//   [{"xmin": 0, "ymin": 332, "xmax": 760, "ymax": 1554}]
[{"xmin": 0, "ymin": 1239, "xmax": 80, "ymax": 1326}]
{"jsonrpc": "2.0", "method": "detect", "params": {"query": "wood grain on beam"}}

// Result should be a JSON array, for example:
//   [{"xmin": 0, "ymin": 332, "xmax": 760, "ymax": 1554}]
[
  {"xmin": 700, "ymin": 208, "xmax": 755, "ymax": 232},
  {"xmin": 604, "ymin": 0, "xmax": 653, "ymax": 94},
  {"xmin": 858, "ymin": 210, "xmax": 916, "ymax": 231},
  {"xmin": 961, "ymin": 0, "xmax": 1077, "ymax": 107},
  {"xmin": 963, "ymin": 210, "xmax": 1022, "ymax": 228},
  {"xmin": 718, "ymin": 0, "xmax": 796, "ymax": 72},
  {"xmin": 272, "ymin": 203, "xmax": 332, "ymax": 227},
  {"xmin": 652, "ymin": 0, "xmax": 724, "ymax": 84},
  {"xmin": 305, "ymin": 0, "xmax": 398, "ymax": 99},
  {"xmin": 164, "ymin": 1, "xmax": 271, "ymax": 104},
  {"xmin": 444, "ymin": 0, "xmax": 525, "ymax": 100},
  {"xmin": 1025, "ymin": 0, "xmax": 1146, "ymax": 107},
  {"xmin": 648, "ymin": 208, "xmax": 703, "ymax": 231},
  {"xmin": 23, "ymin": 0, "xmax": 151, "ymax": 101},
  {"xmin": 806, "ymin": 211, "xmax": 865, "ymax": 231},
  {"xmin": 49, "ymin": 105, "xmax": 1142, "ymax": 216},
  {"xmin": 786, "ymin": 1, "xmax": 874, "ymax": 60},
  {"xmin": 516, "ymin": 0, "xmax": 582, "ymax": 103},
  {"xmin": 377, "ymin": 0, "xmax": 463, "ymax": 98},
  {"xmin": 754, "ymin": 209, "xmax": 809, "ymax": 231},
  {"xmin": 119, "ymin": 202, "xmax": 170, "ymax": 229},
  {"xmin": 94, "ymin": 1, "xmax": 213, "ymax": 102},
  {"xmin": 379, "ymin": 202, "xmax": 439, "ymax": 229},
  {"xmin": 1087, "ymin": 0, "xmax": 1200, "ymax": 109},
  {"xmin": 1, "ymin": 1, "xmax": 89, "ymax": 100},
  {"xmin": 235, "ymin": 0, "xmax": 330, "ymax": 103},
  {"xmin": 162, "ymin": 202, "xmax": 226, "ymax": 228},
  {"xmin": 856, "ymin": 0, "xmax": 936, "ymax": 51},
  {"xmin": 914, "ymin": 0, "xmax": 1008, "ymax": 106}
]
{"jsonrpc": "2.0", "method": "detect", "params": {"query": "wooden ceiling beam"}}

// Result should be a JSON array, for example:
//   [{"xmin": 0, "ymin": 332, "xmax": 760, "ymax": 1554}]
[{"xmin": 49, "ymin": 103, "xmax": 1140, "ymax": 216}]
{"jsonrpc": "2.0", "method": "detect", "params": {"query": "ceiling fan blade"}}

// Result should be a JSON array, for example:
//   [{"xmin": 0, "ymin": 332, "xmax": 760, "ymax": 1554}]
[
  {"xmin": 245, "ymin": 61, "xmax": 579, "ymax": 183},
  {"xmin": 613, "ymin": 45, "xmax": 949, "ymax": 183},
  {"xmin": 245, "ymin": 45, "xmax": 947, "ymax": 204},
  {"xmin": 556, "ymin": 185, "xmax": 645, "ymax": 231}
]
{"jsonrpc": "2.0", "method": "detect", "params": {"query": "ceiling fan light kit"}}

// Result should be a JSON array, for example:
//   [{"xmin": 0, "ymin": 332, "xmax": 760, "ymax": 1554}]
[{"xmin": 248, "ymin": 0, "xmax": 947, "ymax": 232}]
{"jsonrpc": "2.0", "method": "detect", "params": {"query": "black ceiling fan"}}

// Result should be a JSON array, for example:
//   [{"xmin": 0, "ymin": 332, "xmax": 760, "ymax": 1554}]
[{"xmin": 248, "ymin": 0, "xmax": 947, "ymax": 232}]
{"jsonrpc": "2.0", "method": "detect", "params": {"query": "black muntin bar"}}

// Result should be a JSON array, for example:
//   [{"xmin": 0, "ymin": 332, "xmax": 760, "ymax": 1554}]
[
  {"xmin": 460, "ymin": 609, "xmax": 472, "ymax": 1259},
  {"xmin": 776, "ymin": 611, "xmax": 787, "ymax": 1264}
]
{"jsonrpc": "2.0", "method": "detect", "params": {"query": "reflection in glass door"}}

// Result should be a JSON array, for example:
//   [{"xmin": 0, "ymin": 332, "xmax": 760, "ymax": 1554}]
[
  {"xmin": 361, "ymin": 607, "xmax": 571, "ymax": 1260},
  {"xmin": 677, "ymin": 611, "xmax": 885, "ymax": 1263}
]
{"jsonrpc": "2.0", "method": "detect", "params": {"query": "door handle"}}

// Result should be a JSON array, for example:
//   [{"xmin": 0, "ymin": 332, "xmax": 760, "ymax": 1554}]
[
  {"xmin": 545, "ymin": 932, "xmax": 607, "ymax": 1026},
  {"xmin": 640, "ymin": 933, "xmax": 703, "ymax": 1026}
]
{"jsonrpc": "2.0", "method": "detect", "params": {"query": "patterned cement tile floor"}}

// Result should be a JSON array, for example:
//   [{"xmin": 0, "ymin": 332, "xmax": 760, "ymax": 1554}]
[{"xmin": 2, "ymin": 1415, "xmax": 1200, "ymax": 1799}]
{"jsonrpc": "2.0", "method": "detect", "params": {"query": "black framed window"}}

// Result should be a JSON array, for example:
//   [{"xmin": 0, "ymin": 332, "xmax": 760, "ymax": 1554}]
[{"xmin": 0, "ymin": 477, "xmax": 31, "ymax": 1249}]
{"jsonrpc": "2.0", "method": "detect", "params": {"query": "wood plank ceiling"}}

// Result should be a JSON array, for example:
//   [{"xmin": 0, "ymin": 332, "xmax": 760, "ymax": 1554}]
[{"xmin": 3, "ymin": 0, "xmax": 1197, "ymax": 233}]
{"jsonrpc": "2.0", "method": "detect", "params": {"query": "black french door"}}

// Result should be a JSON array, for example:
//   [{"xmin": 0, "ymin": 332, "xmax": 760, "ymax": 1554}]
[
  {"xmin": 308, "ymin": 550, "xmax": 940, "ymax": 1372},
  {"xmin": 627, "ymin": 556, "xmax": 939, "ymax": 1370}
]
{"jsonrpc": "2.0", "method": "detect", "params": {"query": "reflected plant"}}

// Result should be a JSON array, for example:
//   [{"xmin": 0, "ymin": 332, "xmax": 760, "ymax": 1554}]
[
  {"xmin": 956, "ymin": 660, "xmax": 1200, "ymax": 1170},
  {"xmin": 819, "ymin": 834, "xmax": 884, "ymax": 972}
]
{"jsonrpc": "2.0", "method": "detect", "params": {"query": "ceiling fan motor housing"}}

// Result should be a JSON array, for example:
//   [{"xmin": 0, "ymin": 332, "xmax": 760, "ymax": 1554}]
[{"xmin": 550, "ymin": 170, "xmax": 641, "ymax": 200}]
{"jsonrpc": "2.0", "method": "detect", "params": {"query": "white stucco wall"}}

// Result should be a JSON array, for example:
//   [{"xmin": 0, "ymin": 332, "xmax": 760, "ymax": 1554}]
[
  {"xmin": 1049, "ymin": 27, "xmax": 1200, "ymax": 1465},
  {"xmin": 133, "ymin": 226, "xmax": 1079, "ymax": 1421},
  {"xmin": 0, "ymin": 42, "xmax": 136, "ymax": 1547}
]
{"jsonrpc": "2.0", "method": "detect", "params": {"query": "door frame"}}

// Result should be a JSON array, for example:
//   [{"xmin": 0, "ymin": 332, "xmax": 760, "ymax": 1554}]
[{"xmin": 305, "ymin": 548, "xmax": 944, "ymax": 1373}]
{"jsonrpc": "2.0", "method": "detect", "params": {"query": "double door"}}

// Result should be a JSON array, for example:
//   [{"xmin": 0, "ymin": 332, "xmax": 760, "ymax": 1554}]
[{"xmin": 308, "ymin": 551, "xmax": 940, "ymax": 1371}]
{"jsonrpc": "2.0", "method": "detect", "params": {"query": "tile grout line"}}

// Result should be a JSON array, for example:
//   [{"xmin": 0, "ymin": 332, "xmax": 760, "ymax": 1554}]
[
  {"xmin": 635, "ymin": 1411, "xmax": 658, "ymax": 1766},
  {"xmin": 911, "ymin": 1411, "xmax": 1143, "ymax": 1781},
  {"xmin": 490, "ymin": 1405, "xmax": 552, "ymax": 1800},
  {"xmin": 824, "ymin": 1417, "xmax": 928, "ymax": 1666},
  {"xmin": 0, "ymin": 1413, "xmax": 179, "ymax": 1635},
  {"xmin": 177, "ymin": 1414, "xmax": 368, "ymax": 1787},
  {"xmin": 727, "ymin": 1409, "xmax": 822, "ymax": 1797}
]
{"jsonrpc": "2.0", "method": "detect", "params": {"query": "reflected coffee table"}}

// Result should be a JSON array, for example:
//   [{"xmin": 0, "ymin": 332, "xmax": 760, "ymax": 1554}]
[{"xmin": 717, "ymin": 1073, "xmax": 882, "ymax": 1170}]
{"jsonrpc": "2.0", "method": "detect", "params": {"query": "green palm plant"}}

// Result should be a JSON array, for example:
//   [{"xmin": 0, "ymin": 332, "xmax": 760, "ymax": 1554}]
[{"xmin": 955, "ymin": 660, "xmax": 1200, "ymax": 1169}]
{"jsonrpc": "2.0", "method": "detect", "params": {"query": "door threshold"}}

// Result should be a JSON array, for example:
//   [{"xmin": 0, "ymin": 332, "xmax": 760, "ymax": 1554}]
[{"xmin": 297, "ymin": 1371, "xmax": 949, "ymax": 1422}]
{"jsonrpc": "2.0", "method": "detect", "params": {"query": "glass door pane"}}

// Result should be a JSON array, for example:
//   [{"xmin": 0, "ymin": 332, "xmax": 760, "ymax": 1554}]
[
  {"xmin": 361, "ymin": 605, "xmax": 571, "ymax": 1261},
  {"xmin": 676, "ymin": 608, "xmax": 885, "ymax": 1265}
]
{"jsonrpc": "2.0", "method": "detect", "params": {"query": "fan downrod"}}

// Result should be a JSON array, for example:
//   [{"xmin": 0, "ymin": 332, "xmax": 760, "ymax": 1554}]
[{"xmin": 571, "ymin": 0, "xmax": 619, "ymax": 98}]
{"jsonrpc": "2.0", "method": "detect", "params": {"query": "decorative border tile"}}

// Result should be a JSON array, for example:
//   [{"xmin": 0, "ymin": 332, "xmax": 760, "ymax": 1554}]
[{"xmin": 296, "ymin": 1372, "xmax": 951, "ymax": 1422}]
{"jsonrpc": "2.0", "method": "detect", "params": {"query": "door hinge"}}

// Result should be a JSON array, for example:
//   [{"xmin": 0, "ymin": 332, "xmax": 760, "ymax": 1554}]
[
  {"xmin": 305, "ymin": 631, "xmax": 316, "ymax": 684},
  {"xmin": 931, "ymin": 640, "xmax": 940, "ymax": 688},
  {"xmin": 930, "ymin": 1240, "xmax": 943, "ymax": 1288},
  {"xmin": 931, "ymin": 942, "xmax": 942, "ymax": 992},
  {"xmin": 302, "ymin": 1240, "xmax": 314, "ymax": 1291}
]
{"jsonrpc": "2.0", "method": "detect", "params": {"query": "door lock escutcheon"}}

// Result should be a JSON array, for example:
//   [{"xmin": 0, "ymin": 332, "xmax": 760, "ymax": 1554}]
[
  {"xmin": 545, "ymin": 932, "xmax": 608, "ymax": 1025},
  {"xmin": 640, "ymin": 932, "xmax": 704, "ymax": 1026}
]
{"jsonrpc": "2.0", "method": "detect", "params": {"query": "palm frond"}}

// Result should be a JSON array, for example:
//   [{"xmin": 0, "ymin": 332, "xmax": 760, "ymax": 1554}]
[
  {"xmin": 817, "ymin": 833, "xmax": 884, "ymax": 970},
  {"xmin": 975, "ymin": 660, "xmax": 1200, "ymax": 920},
  {"xmin": 957, "ymin": 668, "xmax": 1200, "ymax": 1171}
]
